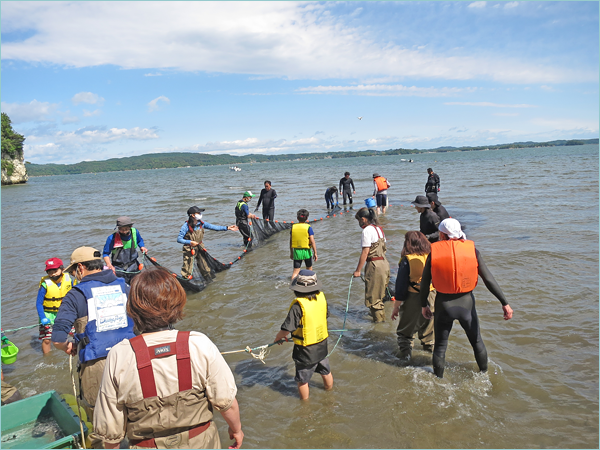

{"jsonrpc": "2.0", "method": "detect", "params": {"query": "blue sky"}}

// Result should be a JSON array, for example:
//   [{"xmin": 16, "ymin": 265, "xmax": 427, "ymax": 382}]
[{"xmin": 1, "ymin": 1, "xmax": 598, "ymax": 164}]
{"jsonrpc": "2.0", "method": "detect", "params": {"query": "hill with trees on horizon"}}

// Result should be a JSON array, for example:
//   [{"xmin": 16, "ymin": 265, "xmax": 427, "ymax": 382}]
[{"xmin": 26, "ymin": 138, "xmax": 599, "ymax": 177}]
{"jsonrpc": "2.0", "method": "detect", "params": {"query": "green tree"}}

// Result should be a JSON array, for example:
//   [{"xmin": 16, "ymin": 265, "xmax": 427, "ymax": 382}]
[{"xmin": 1, "ymin": 112, "xmax": 25, "ymax": 159}]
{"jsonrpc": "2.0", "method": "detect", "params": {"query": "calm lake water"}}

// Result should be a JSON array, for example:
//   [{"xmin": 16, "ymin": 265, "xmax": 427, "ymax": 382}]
[{"xmin": 1, "ymin": 144, "xmax": 598, "ymax": 448}]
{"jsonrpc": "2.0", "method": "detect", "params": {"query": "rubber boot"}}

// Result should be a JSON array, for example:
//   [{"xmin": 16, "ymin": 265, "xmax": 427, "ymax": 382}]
[{"xmin": 394, "ymin": 348, "xmax": 411, "ymax": 361}]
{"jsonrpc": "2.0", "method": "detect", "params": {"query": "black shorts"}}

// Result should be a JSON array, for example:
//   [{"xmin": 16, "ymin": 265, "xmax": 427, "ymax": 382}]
[
  {"xmin": 294, "ymin": 358, "xmax": 331, "ymax": 384},
  {"xmin": 293, "ymin": 257, "xmax": 313, "ymax": 269},
  {"xmin": 376, "ymin": 193, "xmax": 387, "ymax": 207}
]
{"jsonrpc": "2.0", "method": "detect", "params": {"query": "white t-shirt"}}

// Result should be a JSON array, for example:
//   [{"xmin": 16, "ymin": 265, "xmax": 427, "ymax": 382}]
[{"xmin": 361, "ymin": 225, "xmax": 385, "ymax": 248}]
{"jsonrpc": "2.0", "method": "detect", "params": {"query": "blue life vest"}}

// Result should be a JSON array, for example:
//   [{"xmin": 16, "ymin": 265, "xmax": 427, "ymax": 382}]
[{"xmin": 73, "ymin": 277, "xmax": 135, "ymax": 362}]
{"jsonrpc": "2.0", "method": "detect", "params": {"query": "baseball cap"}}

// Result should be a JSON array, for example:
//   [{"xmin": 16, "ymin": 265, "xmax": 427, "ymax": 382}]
[
  {"xmin": 45, "ymin": 258, "xmax": 64, "ymax": 271},
  {"xmin": 187, "ymin": 206, "xmax": 206, "ymax": 216},
  {"xmin": 64, "ymin": 247, "xmax": 102, "ymax": 272},
  {"xmin": 243, "ymin": 191, "xmax": 255, "ymax": 198}
]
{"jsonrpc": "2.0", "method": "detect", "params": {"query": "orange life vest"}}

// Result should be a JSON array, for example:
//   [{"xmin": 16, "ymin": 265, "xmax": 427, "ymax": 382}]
[
  {"xmin": 430, "ymin": 240, "xmax": 478, "ymax": 294},
  {"xmin": 374, "ymin": 176, "xmax": 389, "ymax": 192}
]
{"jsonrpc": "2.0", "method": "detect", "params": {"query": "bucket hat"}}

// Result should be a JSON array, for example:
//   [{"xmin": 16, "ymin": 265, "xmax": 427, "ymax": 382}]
[
  {"xmin": 64, "ymin": 246, "xmax": 102, "ymax": 273},
  {"xmin": 372, "ymin": 173, "xmax": 380, "ymax": 178},
  {"xmin": 411, "ymin": 195, "xmax": 431, "ymax": 208},
  {"xmin": 45, "ymin": 258, "xmax": 64, "ymax": 271},
  {"xmin": 290, "ymin": 270, "xmax": 322, "ymax": 293},
  {"xmin": 187, "ymin": 206, "xmax": 206, "ymax": 216},
  {"xmin": 116, "ymin": 216, "xmax": 134, "ymax": 227}
]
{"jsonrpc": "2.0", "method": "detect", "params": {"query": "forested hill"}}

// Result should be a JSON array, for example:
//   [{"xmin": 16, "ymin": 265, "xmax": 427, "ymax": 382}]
[{"xmin": 27, "ymin": 138, "xmax": 599, "ymax": 177}]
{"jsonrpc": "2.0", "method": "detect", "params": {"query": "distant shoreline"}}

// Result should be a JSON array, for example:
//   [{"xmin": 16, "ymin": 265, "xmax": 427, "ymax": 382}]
[{"xmin": 25, "ymin": 138, "xmax": 599, "ymax": 177}]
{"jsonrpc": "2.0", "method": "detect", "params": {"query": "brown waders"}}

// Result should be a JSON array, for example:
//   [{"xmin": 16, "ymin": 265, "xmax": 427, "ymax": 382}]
[
  {"xmin": 74, "ymin": 317, "xmax": 108, "ymax": 448},
  {"xmin": 181, "ymin": 226, "xmax": 213, "ymax": 280},
  {"xmin": 364, "ymin": 237, "xmax": 390, "ymax": 322},
  {"xmin": 395, "ymin": 290, "xmax": 436, "ymax": 358}
]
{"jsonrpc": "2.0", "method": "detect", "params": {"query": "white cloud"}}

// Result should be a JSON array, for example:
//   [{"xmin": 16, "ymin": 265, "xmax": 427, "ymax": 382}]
[
  {"xmin": 83, "ymin": 109, "xmax": 101, "ymax": 117},
  {"xmin": 1, "ymin": 100, "xmax": 58, "ymax": 123},
  {"xmin": 444, "ymin": 102, "xmax": 537, "ymax": 108},
  {"xmin": 468, "ymin": 2, "xmax": 487, "ymax": 9},
  {"xmin": 72, "ymin": 92, "xmax": 104, "ymax": 105},
  {"xmin": 27, "ymin": 125, "xmax": 159, "ymax": 146},
  {"xmin": 144, "ymin": 73, "xmax": 162, "ymax": 77},
  {"xmin": 0, "ymin": 2, "xmax": 593, "ymax": 84},
  {"xmin": 148, "ymin": 96, "xmax": 170, "ymax": 112},
  {"xmin": 297, "ymin": 84, "xmax": 477, "ymax": 97},
  {"xmin": 530, "ymin": 117, "xmax": 598, "ymax": 132},
  {"xmin": 504, "ymin": 2, "xmax": 519, "ymax": 9}
]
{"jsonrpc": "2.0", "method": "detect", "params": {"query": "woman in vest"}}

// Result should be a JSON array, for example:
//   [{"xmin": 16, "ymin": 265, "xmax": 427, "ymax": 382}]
[
  {"xmin": 420, "ymin": 218, "xmax": 514, "ymax": 378},
  {"xmin": 353, "ymin": 207, "xmax": 390, "ymax": 323},
  {"xmin": 94, "ymin": 267, "xmax": 244, "ymax": 449},
  {"xmin": 391, "ymin": 231, "xmax": 435, "ymax": 360},
  {"xmin": 177, "ymin": 206, "xmax": 238, "ymax": 281}
]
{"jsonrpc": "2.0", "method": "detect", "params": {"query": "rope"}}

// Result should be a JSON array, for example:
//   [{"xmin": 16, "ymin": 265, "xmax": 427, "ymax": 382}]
[
  {"xmin": 326, "ymin": 275, "xmax": 353, "ymax": 358},
  {"xmin": 69, "ymin": 353, "xmax": 87, "ymax": 449},
  {"xmin": 221, "ymin": 338, "xmax": 289, "ymax": 364},
  {"xmin": 2, "ymin": 324, "xmax": 38, "ymax": 333}
]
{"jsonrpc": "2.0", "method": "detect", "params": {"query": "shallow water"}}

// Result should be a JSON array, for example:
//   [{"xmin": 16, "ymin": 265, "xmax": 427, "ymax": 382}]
[
  {"xmin": 1, "ymin": 144, "xmax": 598, "ymax": 448},
  {"xmin": 1, "ymin": 415, "xmax": 65, "ymax": 449}
]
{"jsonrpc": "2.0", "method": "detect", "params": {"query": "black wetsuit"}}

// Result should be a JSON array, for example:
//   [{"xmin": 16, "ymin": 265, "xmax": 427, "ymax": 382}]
[
  {"xmin": 339, "ymin": 177, "xmax": 355, "ymax": 205},
  {"xmin": 420, "ymin": 209, "xmax": 440, "ymax": 242},
  {"xmin": 235, "ymin": 200, "xmax": 252, "ymax": 248},
  {"xmin": 425, "ymin": 173, "xmax": 440, "ymax": 194},
  {"xmin": 433, "ymin": 203, "xmax": 450, "ymax": 221},
  {"xmin": 256, "ymin": 188, "xmax": 277, "ymax": 221},
  {"xmin": 419, "ymin": 248, "xmax": 508, "ymax": 378}
]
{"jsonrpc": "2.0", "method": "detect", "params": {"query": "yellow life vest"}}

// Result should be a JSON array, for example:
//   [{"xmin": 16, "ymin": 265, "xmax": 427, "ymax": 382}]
[
  {"xmin": 402, "ymin": 254, "xmax": 433, "ymax": 293},
  {"xmin": 40, "ymin": 273, "xmax": 74, "ymax": 313},
  {"xmin": 291, "ymin": 223, "xmax": 311, "ymax": 249},
  {"xmin": 289, "ymin": 292, "xmax": 329, "ymax": 346}
]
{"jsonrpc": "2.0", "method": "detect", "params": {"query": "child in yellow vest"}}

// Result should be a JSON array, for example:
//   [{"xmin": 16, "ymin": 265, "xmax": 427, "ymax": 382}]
[
  {"xmin": 36, "ymin": 258, "xmax": 76, "ymax": 354},
  {"xmin": 275, "ymin": 270, "xmax": 333, "ymax": 400},
  {"xmin": 290, "ymin": 209, "xmax": 318, "ymax": 281}
]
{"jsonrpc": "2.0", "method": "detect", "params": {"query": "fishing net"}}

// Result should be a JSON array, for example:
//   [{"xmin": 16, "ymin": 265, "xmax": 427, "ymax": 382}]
[{"xmin": 122, "ymin": 205, "xmax": 346, "ymax": 293}]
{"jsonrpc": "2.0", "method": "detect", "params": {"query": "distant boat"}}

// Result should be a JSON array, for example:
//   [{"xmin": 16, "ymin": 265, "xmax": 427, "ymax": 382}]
[{"xmin": 230, "ymin": 166, "xmax": 241, "ymax": 172}]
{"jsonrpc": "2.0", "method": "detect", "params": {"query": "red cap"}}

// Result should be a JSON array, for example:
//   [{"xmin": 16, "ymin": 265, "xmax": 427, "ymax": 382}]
[{"xmin": 45, "ymin": 258, "xmax": 63, "ymax": 271}]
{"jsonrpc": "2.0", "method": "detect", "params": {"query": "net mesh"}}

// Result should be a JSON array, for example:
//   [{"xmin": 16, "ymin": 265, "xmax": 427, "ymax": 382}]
[{"xmin": 131, "ymin": 206, "xmax": 345, "ymax": 293}]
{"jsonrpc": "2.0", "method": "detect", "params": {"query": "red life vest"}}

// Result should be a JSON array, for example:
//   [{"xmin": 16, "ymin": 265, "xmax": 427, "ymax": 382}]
[{"xmin": 430, "ymin": 240, "xmax": 478, "ymax": 294}]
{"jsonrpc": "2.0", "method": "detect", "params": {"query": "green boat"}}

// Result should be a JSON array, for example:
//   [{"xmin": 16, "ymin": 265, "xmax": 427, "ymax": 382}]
[{"xmin": 1, "ymin": 390, "xmax": 88, "ymax": 449}]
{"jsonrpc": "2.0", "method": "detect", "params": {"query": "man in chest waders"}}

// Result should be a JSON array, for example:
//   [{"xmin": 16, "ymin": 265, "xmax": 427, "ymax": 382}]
[
  {"xmin": 103, "ymin": 216, "xmax": 147, "ymax": 284},
  {"xmin": 177, "ymin": 206, "xmax": 238, "ymax": 281},
  {"xmin": 235, "ymin": 191, "xmax": 258, "ymax": 249}
]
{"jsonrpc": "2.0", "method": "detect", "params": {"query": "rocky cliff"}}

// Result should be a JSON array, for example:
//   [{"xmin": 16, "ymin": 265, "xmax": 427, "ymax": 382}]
[
  {"xmin": 1, "ymin": 112, "xmax": 28, "ymax": 185},
  {"xmin": 1, "ymin": 157, "xmax": 28, "ymax": 185}
]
